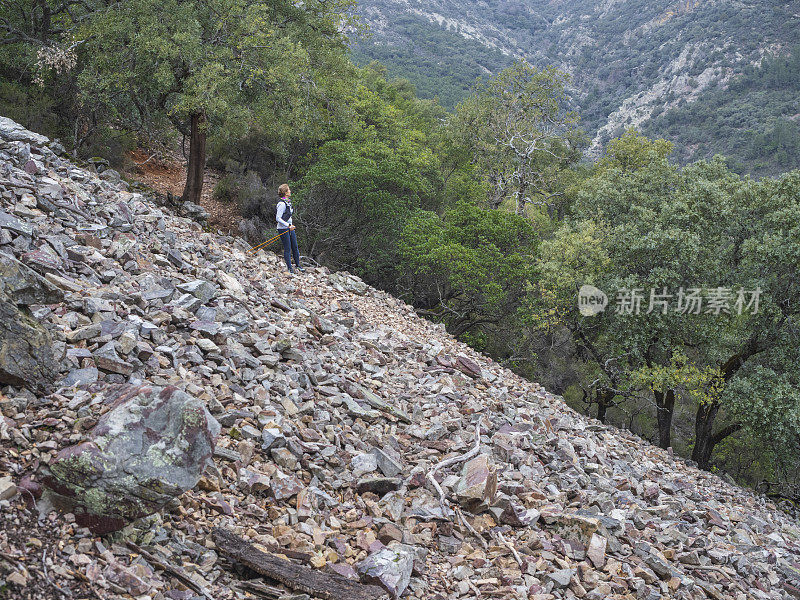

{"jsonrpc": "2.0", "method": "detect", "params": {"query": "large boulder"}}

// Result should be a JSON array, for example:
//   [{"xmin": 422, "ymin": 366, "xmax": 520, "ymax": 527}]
[
  {"xmin": 40, "ymin": 384, "xmax": 220, "ymax": 534},
  {"xmin": 0, "ymin": 251, "xmax": 63, "ymax": 305},
  {"xmin": 0, "ymin": 252, "xmax": 63, "ymax": 392},
  {"xmin": 0, "ymin": 290, "xmax": 58, "ymax": 393}
]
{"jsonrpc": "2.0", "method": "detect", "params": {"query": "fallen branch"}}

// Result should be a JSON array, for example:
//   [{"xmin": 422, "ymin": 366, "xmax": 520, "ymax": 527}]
[
  {"xmin": 125, "ymin": 542, "xmax": 215, "ymax": 600},
  {"xmin": 42, "ymin": 548, "xmax": 73, "ymax": 598},
  {"xmin": 426, "ymin": 417, "xmax": 489, "ymax": 549},
  {"xmin": 494, "ymin": 531, "xmax": 524, "ymax": 568},
  {"xmin": 212, "ymin": 528, "xmax": 387, "ymax": 600},
  {"xmin": 426, "ymin": 415, "xmax": 483, "ymax": 513},
  {"xmin": 134, "ymin": 153, "xmax": 159, "ymax": 167},
  {"xmin": 455, "ymin": 505, "xmax": 489, "ymax": 551}
]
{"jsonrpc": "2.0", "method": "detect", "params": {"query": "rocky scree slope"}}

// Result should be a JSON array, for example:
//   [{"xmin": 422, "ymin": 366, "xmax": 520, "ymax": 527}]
[{"xmin": 0, "ymin": 115, "xmax": 799, "ymax": 600}]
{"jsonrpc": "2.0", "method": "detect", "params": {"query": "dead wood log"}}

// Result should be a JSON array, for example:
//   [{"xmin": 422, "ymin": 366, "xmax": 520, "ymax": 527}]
[
  {"xmin": 235, "ymin": 579, "xmax": 285, "ymax": 598},
  {"xmin": 212, "ymin": 528, "xmax": 388, "ymax": 600}
]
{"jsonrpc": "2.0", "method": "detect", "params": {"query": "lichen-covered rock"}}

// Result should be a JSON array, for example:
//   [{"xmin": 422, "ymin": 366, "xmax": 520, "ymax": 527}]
[
  {"xmin": 541, "ymin": 510, "xmax": 600, "ymax": 546},
  {"xmin": 0, "ymin": 290, "xmax": 57, "ymax": 393},
  {"xmin": 0, "ymin": 251, "xmax": 63, "ymax": 305},
  {"xmin": 40, "ymin": 384, "xmax": 220, "ymax": 534}
]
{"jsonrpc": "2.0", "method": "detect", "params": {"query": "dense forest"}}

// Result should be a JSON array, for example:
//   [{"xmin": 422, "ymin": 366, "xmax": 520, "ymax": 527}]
[
  {"xmin": 2, "ymin": 0, "xmax": 800, "ymax": 501},
  {"xmin": 350, "ymin": 13, "xmax": 513, "ymax": 109}
]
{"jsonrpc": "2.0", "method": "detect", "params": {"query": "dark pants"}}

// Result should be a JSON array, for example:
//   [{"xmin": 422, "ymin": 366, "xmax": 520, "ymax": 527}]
[{"xmin": 278, "ymin": 228, "xmax": 300, "ymax": 272}]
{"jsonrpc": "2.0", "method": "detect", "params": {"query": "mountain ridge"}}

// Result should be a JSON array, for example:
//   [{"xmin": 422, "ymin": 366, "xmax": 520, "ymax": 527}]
[{"xmin": 353, "ymin": 0, "xmax": 800, "ymax": 172}]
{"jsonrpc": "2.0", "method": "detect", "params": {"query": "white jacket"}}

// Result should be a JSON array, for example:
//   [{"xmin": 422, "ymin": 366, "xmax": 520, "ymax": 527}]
[{"xmin": 276, "ymin": 198, "xmax": 293, "ymax": 229}]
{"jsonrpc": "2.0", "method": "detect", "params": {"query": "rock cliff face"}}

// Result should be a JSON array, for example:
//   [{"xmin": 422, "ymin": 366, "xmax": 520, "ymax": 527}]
[{"xmin": 1, "ymin": 116, "xmax": 800, "ymax": 599}]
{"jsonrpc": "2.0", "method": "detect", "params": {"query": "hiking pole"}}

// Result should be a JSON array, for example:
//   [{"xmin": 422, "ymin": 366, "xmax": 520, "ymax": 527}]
[{"xmin": 246, "ymin": 229, "xmax": 290, "ymax": 254}]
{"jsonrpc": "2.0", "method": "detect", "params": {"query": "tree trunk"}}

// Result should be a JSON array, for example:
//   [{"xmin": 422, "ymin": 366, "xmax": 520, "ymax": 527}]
[
  {"xmin": 692, "ymin": 401, "xmax": 719, "ymax": 469},
  {"xmin": 181, "ymin": 111, "xmax": 207, "ymax": 205},
  {"xmin": 595, "ymin": 389, "xmax": 615, "ymax": 424},
  {"xmin": 654, "ymin": 388, "xmax": 675, "ymax": 449},
  {"xmin": 691, "ymin": 337, "xmax": 763, "ymax": 469},
  {"xmin": 692, "ymin": 400, "xmax": 742, "ymax": 470},
  {"xmin": 596, "ymin": 399, "xmax": 607, "ymax": 424}
]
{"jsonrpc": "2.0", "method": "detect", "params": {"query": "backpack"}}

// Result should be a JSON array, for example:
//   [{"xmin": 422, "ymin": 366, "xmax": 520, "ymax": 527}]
[{"xmin": 277, "ymin": 198, "xmax": 293, "ymax": 223}]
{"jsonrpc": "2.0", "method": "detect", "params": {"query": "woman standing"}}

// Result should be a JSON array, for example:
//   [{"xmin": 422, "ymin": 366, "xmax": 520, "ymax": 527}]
[{"xmin": 276, "ymin": 184, "xmax": 303, "ymax": 274}]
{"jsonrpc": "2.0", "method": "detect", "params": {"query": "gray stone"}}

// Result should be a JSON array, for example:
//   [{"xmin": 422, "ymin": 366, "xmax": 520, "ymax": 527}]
[
  {"xmin": 261, "ymin": 427, "xmax": 285, "ymax": 450},
  {"xmin": 358, "ymin": 386, "xmax": 412, "ymax": 424},
  {"xmin": 41, "ymin": 384, "xmax": 220, "ymax": 534},
  {"xmin": 58, "ymin": 367, "xmax": 99, "ymax": 388},
  {"xmin": 587, "ymin": 533, "xmax": 607, "ymax": 568},
  {"xmin": 93, "ymin": 341, "xmax": 134, "ymax": 375},
  {"xmin": 357, "ymin": 545, "xmax": 415, "ymax": 599},
  {"xmin": 0, "ymin": 210, "xmax": 34, "ymax": 237},
  {"xmin": 0, "ymin": 116, "xmax": 49, "ymax": 145},
  {"xmin": 177, "ymin": 280, "xmax": 217, "ymax": 304},
  {"xmin": 270, "ymin": 469, "xmax": 304, "ymax": 500},
  {"xmin": 0, "ymin": 476, "xmax": 17, "ymax": 501},
  {"xmin": 438, "ymin": 535, "xmax": 462, "ymax": 554},
  {"xmin": 454, "ymin": 454, "xmax": 497, "ymax": 509},
  {"xmin": 0, "ymin": 291, "xmax": 57, "ymax": 393},
  {"xmin": 0, "ymin": 251, "xmax": 62, "ymax": 305},
  {"xmin": 542, "ymin": 511, "xmax": 600, "ymax": 546},
  {"xmin": 372, "ymin": 447, "xmax": 404, "ymax": 478},
  {"xmin": 342, "ymin": 395, "xmax": 380, "ymax": 420},
  {"xmin": 271, "ymin": 447, "xmax": 299, "ymax": 471},
  {"xmin": 351, "ymin": 453, "xmax": 379, "ymax": 478},
  {"xmin": 499, "ymin": 502, "xmax": 539, "ymax": 527},
  {"xmin": 546, "ymin": 568, "xmax": 575, "ymax": 589},
  {"xmin": 66, "ymin": 323, "xmax": 102, "ymax": 342},
  {"xmin": 21, "ymin": 249, "xmax": 62, "ymax": 275}
]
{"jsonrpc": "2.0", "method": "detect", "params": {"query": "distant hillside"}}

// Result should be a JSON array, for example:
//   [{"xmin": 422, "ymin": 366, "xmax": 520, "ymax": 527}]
[
  {"xmin": 350, "ymin": 13, "xmax": 513, "ymax": 109},
  {"xmin": 353, "ymin": 0, "xmax": 800, "ymax": 173}
]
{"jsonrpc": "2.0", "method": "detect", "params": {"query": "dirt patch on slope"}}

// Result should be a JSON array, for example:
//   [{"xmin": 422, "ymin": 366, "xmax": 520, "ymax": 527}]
[{"xmin": 126, "ymin": 149, "xmax": 238, "ymax": 235}]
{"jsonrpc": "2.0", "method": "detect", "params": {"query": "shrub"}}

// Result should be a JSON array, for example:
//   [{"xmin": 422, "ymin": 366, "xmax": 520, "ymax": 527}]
[{"xmin": 213, "ymin": 174, "xmax": 238, "ymax": 203}]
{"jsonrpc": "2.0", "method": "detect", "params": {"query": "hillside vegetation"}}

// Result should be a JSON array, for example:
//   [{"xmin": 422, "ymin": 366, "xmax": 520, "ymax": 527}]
[{"xmin": 354, "ymin": 0, "xmax": 800, "ymax": 174}]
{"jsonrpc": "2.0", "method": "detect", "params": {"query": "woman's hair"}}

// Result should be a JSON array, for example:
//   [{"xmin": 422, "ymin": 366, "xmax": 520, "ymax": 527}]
[{"xmin": 278, "ymin": 183, "xmax": 290, "ymax": 198}]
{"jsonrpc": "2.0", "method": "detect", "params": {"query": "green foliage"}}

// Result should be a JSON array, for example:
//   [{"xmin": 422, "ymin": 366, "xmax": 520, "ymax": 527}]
[
  {"xmin": 213, "ymin": 174, "xmax": 239, "ymax": 203},
  {"xmin": 450, "ymin": 60, "xmax": 583, "ymax": 214},
  {"xmin": 630, "ymin": 353, "xmax": 724, "ymax": 407},
  {"xmin": 350, "ymin": 13, "xmax": 512, "ymax": 109},
  {"xmin": 399, "ymin": 201, "xmax": 537, "ymax": 341},
  {"xmin": 598, "ymin": 129, "xmax": 674, "ymax": 172},
  {"xmin": 71, "ymin": 0, "xmax": 358, "ymax": 178},
  {"xmin": 534, "ymin": 134, "xmax": 800, "ymax": 477},
  {"xmin": 296, "ymin": 64, "xmax": 444, "ymax": 283}
]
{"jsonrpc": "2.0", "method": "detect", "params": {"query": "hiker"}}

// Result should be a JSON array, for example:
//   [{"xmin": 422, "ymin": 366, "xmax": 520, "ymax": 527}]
[{"xmin": 276, "ymin": 184, "xmax": 303, "ymax": 274}]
